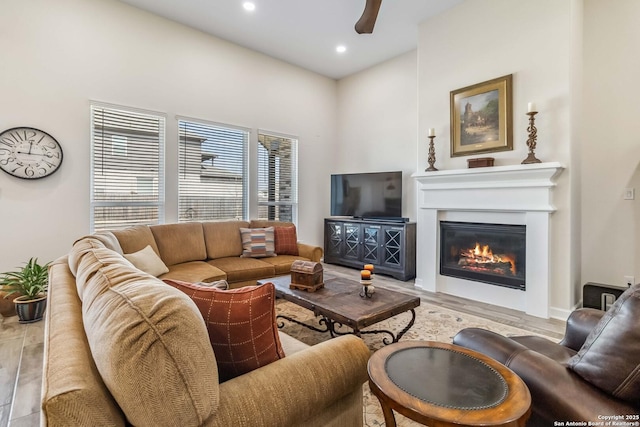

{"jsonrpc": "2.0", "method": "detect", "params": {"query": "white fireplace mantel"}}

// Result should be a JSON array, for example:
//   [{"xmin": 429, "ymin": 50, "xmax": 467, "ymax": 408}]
[{"xmin": 412, "ymin": 162, "xmax": 565, "ymax": 318}]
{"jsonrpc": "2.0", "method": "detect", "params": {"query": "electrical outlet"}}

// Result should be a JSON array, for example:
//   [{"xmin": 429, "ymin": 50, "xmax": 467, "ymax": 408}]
[
  {"xmin": 624, "ymin": 276, "xmax": 635, "ymax": 287},
  {"xmin": 624, "ymin": 188, "xmax": 635, "ymax": 200}
]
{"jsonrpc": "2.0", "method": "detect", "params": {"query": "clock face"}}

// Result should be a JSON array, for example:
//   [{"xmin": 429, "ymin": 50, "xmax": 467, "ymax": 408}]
[{"xmin": 0, "ymin": 127, "xmax": 63, "ymax": 179}]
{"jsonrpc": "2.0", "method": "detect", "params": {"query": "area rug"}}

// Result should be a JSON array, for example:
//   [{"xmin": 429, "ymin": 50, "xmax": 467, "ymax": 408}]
[{"xmin": 275, "ymin": 299, "xmax": 552, "ymax": 427}]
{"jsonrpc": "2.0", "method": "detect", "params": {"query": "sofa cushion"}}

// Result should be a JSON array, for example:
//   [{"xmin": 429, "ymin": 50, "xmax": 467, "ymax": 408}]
[
  {"xmin": 240, "ymin": 227, "xmax": 276, "ymax": 258},
  {"xmin": 164, "ymin": 280, "xmax": 285, "ymax": 383},
  {"xmin": 259, "ymin": 255, "xmax": 310, "ymax": 275},
  {"xmin": 208, "ymin": 257, "xmax": 275, "ymax": 283},
  {"xmin": 150, "ymin": 222, "xmax": 207, "ymax": 266},
  {"xmin": 123, "ymin": 245, "xmax": 169, "ymax": 277},
  {"xmin": 568, "ymin": 283, "xmax": 640, "ymax": 404},
  {"xmin": 202, "ymin": 220, "xmax": 249, "ymax": 259},
  {"xmin": 72, "ymin": 242, "xmax": 219, "ymax": 427},
  {"xmin": 111, "ymin": 225, "xmax": 160, "ymax": 256},
  {"xmin": 159, "ymin": 261, "xmax": 227, "ymax": 283},
  {"xmin": 274, "ymin": 226, "xmax": 299, "ymax": 256},
  {"xmin": 42, "ymin": 260, "xmax": 126, "ymax": 427}
]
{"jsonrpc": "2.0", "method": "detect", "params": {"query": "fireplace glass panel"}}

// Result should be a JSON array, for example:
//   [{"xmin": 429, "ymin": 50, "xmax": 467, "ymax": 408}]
[{"xmin": 440, "ymin": 221, "xmax": 525, "ymax": 290}]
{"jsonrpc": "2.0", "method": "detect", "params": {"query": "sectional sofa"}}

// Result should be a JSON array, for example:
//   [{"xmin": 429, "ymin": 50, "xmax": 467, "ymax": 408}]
[
  {"xmin": 41, "ymin": 220, "xmax": 370, "ymax": 426},
  {"xmin": 107, "ymin": 219, "xmax": 323, "ymax": 288}
]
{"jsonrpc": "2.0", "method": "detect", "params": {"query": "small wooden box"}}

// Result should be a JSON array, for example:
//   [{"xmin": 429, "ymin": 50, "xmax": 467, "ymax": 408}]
[
  {"xmin": 467, "ymin": 157, "xmax": 495, "ymax": 168},
  {"xmin": 290, "ymin": 260, "xmax": 324, "ymax": 292}
]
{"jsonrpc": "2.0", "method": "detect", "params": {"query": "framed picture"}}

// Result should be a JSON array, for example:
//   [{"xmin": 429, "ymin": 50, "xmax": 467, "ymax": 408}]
[{"xmin": 450, "ymin": 74, "xmax": 513, "ymax": 157}]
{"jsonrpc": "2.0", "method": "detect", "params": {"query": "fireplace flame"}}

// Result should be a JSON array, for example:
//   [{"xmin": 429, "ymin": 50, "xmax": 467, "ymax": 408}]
[{"xmin": 460, "ymin": 242, "xmax": 516, "ymax": 275}]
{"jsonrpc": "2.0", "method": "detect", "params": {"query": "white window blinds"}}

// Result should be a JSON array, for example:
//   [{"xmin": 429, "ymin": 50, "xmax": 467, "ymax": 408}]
[
  {"xmin": 178, "ymin": 119, "xmax": 248, "ymax": 221},
  {"xmin": 257, "ymin": 132, "xmax": 298, "ymax": 222},
  {"xmin": 91, "ymin": 105, "xmax": 165, "ymax": 231}
]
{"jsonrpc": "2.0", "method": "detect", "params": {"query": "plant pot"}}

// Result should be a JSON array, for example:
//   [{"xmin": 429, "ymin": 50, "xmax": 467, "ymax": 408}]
[
  {"xmin": 14, "ymin": 294, "xmax": 47, "ymax": 324},
  {"xmin": 0, "ymin": 291, "xmax": 19, "ymax": 317}
]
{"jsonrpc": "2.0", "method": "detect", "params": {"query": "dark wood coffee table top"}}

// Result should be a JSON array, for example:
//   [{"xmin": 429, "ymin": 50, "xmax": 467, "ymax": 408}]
[
  {"xmin": 261, "ymin": 275, "xmax": 420, "ymax": 337},
  {"xmin": 368, "ymin": 341, "xmax": 531, "ymax": 427}
]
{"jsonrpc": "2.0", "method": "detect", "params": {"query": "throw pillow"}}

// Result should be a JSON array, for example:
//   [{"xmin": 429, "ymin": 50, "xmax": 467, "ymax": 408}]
[
  {"xmin": 164, "ymin": 280, "xmax": 285, "ymax": 382},
  {"xmin": 568, "ymin": 283, "xmax": 640, "ymax": 404},
  {"xmin": 163, "ymin": 278, "xmax": 228, "ymax": 290},
  {"xmin": 239, "ymin": 227, "xmax": 276, "ymax": 258},
  {"xmin": 274, "ymin": 226, "xmax": 299, "ymax": 256},
  {"xmin": 123, "ymin": 245, "xmax": 169, "ymax": 277}
]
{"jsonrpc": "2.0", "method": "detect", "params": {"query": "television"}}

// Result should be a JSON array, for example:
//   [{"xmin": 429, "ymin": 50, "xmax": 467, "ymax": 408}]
[{"xmin": 330, "ymin": 171, "xmax": 403, "ymax": 219}]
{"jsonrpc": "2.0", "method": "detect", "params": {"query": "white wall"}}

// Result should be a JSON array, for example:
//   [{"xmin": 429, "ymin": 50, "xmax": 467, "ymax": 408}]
[
  {"xmin": 581, "ymin": 0, "xmax": 640, "ymax": 287},
  {"xmin": 416, "ymin": 0, "xmax": 577, "ymax": 316},
  {"xmin": 0, "ymin": 0, "xmax": 337, "ymax": 272},
  {"xmin": 335, "ymin": 51, "xmax": 419, "ymax": 220}
]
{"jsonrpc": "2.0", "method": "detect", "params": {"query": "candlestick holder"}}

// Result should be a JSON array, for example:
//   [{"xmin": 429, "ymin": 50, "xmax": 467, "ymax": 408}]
[
  {"xmin": 521, "ymin": 111, "xmax": 541, "ymax": 164},
  {"xmin": 360, "ymin": 281, "xmax": 375, "ymax": 298},
  {"xmin": 425, "ymin": 136, "xmax": 438, "ymax": 171}
]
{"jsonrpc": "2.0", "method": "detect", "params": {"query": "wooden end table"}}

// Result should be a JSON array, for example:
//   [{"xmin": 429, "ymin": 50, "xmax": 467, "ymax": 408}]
[{"xmin": 368, "ymin": 341, "xmax": 531, "ymax": 427}]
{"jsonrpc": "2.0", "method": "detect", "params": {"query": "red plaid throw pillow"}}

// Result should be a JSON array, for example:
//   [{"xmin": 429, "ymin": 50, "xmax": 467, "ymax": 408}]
[
  {"xmin": 274, "ymin": 226, "xmax": 299, "ymax": 256},
  {"xmin": 163, "ymin": 279, "xmax": 285, "ymax": 382}
]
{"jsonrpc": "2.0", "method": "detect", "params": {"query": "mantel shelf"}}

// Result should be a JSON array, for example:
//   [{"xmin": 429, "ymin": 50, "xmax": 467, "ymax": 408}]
[{"xmin": 412, "ymin": 162, "xmax": 565, "ymax": 195}]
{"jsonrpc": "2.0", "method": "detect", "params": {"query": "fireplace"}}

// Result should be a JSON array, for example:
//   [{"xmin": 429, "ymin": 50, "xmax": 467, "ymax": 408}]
[{"xmin": 440, "ymin": 221, "xmax": 526, "ymax": 291}]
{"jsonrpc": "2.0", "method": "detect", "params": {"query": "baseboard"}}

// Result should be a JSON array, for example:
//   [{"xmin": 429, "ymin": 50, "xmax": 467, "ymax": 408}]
[{"xmin": 549, "ymin": 302, "xmax": 581, "ymax": 322}]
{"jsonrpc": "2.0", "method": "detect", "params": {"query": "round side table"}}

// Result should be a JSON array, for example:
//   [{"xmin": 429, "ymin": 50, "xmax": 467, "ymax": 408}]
[{"xmin": 367, "ymin": 340, "xmax": 531, "ymax": 427}]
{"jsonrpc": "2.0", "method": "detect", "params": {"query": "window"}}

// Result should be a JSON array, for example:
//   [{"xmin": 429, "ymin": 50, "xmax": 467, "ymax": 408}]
[
  {"xmin": 111, "ymin": 135, "xmax": 128, "ymax": 156},
  {"xmin": 178, "ymin": 119, "xmax": 248, "ymax": 221},
  {"xmin": 91, "ymin": 104, "xmax": 165, "ymax": 231},
  {"xmin": 257, "ymin": 132, "xmax": 298, "ymax": 222}
]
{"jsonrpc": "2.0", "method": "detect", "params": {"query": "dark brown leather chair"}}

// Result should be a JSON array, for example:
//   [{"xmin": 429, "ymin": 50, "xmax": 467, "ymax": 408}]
[{"xmin": 453, "ymin": 284, "xmax": 640, "ymax": 426}]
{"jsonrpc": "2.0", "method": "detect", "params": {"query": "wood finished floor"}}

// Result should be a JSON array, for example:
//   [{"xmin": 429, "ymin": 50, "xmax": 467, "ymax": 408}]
[{"xmin": 0, "ymin": 263, "xmax": 566, "ymax": 427}]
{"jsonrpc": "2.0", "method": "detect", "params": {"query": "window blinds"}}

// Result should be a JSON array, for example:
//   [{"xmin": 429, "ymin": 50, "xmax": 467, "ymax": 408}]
[
  {"xmin": 90, "ymin": 105, "xmax": 165, "ymax": 231},
  {"xmin": 257, "ymin": 132, "xmax": 298, "ymax": 222},
  {"xmin": 178, "ymin": 119, "xmax": 248, "ymax": 221}
]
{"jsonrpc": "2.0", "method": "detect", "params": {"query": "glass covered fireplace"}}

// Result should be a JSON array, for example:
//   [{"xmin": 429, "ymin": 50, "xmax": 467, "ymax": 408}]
[{"xmin": 440, "ymin": 221, "xmax": 526, "ymax": 290}]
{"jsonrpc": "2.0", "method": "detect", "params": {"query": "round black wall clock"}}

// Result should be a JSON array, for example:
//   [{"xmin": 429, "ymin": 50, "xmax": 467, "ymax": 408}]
[{"xmin": 0, "ymin": 127, "xmax": 63, "ymax": 179}]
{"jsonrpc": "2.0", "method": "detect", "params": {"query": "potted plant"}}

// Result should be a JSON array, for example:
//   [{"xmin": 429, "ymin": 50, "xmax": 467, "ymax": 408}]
[{"xmin": 0, "ymin": 258, "xmax": 50, "ymax": 323}]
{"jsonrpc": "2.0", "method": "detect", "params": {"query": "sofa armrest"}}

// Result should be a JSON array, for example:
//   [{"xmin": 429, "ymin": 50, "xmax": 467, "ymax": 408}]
[
  {"xmin": 508, "ymin": 348, "xmax": 639, "ymax": 424},
  {"xmin": 559, "ymin": 308, "xmax": 604, "ymax": 351},
  {"xmin": 208, "ymin": 335, "xmax": 369, "ymax": 426},
  {"xmin": 297, "ymin": 242, "xmax": 323, "ymax": 262},
  {"xmin": 453, "ymin": 328, "xmax": 531, "ymax": 366},
  {"xmin": 454, "ymin": 328, "xmax": 639, "ymax": 424}
]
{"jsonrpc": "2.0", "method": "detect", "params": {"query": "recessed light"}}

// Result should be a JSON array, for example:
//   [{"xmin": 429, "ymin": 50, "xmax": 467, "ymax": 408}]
[
  {"xmin": 243, "ymin": 2, "xmax": 255, "ymax": 12},
  {"xmin": 336, "ymin": 45, "xmax": 347, "ymax": 53}
]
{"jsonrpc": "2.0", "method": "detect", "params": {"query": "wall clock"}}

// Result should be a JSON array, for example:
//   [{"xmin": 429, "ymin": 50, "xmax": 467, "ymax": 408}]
[{"xmin": 0, "ymin": 127, "xmax": 63, "ymax": 179}]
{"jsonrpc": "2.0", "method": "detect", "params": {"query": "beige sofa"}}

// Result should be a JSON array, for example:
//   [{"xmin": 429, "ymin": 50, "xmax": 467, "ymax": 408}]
[
  {"xmin": 109, "ymin": 220, "xmax": 323, "ymax": 288},
  {"xmin": 41, "ymin": 222, "xmax": 370, "ymax": 426}
]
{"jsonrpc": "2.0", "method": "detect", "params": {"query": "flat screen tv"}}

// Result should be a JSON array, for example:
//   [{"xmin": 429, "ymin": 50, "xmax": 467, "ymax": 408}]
[{"xmin": 330, "ymin": 171, "xmax": 402, "ymax": 219}]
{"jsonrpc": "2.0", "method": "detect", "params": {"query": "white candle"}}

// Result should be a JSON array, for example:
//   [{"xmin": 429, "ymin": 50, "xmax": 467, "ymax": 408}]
[
  {"xmin": 527, "ymin": 102, "xmax": 536, "ymax": 113},
  {"xmin": 428, "ymin": 128, "xmax": 435, "ymax": 137}
]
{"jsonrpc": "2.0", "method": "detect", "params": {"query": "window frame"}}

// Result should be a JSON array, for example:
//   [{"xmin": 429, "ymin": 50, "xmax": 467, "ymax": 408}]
[{"xmin": 90, "ymin": 102, "xmax": 166, "ymax": 232}]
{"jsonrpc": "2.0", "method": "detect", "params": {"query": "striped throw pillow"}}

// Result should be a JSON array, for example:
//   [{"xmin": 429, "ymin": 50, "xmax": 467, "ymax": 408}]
[{"xmin": 239, "ymin": 227, "xmax": 276, "ymax": 258}]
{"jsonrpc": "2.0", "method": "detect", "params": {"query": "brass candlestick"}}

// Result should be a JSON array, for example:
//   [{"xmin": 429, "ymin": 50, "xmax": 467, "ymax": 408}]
[
  {"xmin": 425, "ymin": 136, "xmax": 438, "ymax": 171},
  {"xmin": 521, "ymin": 111, "xmax": 541, "ymax": 164}
]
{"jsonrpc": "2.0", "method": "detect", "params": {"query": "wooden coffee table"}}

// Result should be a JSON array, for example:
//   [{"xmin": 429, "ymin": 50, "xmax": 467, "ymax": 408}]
[
  {"xmin": 259, "ymin": 275, "xmax": 420, "ymax": 344},
  {"xmin": 368, "ymin": 341, "xmax": 531, "ymax": 427}
]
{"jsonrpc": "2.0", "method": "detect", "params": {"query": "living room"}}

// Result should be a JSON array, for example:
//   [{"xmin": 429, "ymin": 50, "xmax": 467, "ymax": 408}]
[
  {"xmin": 2, "ymin": 0, "xmax": 638, "ymax": 319},
  {"xmin": 2, "ymin": 0, "xmax": 639, "ymax": 426}
]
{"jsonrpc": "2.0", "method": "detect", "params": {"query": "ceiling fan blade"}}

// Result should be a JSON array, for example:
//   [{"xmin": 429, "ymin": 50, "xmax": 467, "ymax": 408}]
[{"xmin": 355, "ymin": 0, "xmax": 382, "ymax": 34}]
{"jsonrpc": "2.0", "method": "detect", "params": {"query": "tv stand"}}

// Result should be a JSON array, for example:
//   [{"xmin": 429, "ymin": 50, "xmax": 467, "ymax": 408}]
[{"xmin": 324, "ymin": 218, "xmax": 416, "ymax": 281}]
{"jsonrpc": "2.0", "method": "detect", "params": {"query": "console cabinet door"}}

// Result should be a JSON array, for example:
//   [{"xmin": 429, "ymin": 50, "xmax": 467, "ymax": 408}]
[
  {"xmin": 362, "ymin": 224, "xmax": 382, "ymax": 265},
  {"xmin": 381, "ymin": 225, "xmax": 405, "ymax": 269},
  {"xmin": 343, "ymin": 223, "xmax": 361, "ymax": 261},
  {"xmin": 324, "ymin": 221, "xmax": 343, "ymax": 262}
]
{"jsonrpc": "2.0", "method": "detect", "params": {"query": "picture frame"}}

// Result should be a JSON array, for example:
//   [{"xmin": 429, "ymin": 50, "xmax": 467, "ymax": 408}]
[{"xmin": 450, "ymin": 74, "xmax": 513, "ymax": 157}]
